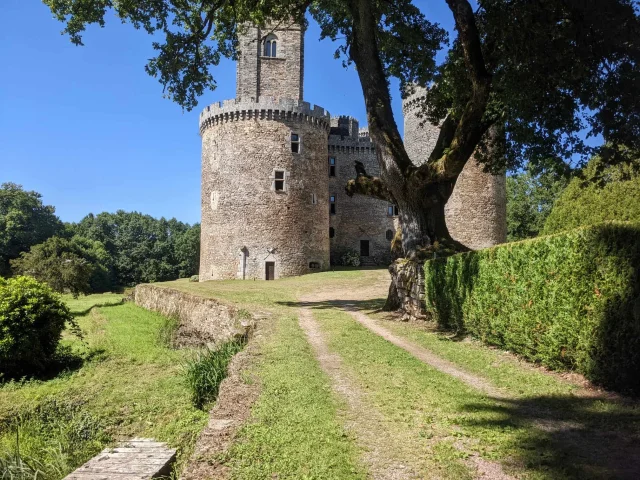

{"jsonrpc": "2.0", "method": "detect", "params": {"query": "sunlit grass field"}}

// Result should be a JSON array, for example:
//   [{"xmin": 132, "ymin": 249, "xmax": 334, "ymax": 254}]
[{"xmin": 0, "ymin": 294, "xmax": 208, "ymax": 479}]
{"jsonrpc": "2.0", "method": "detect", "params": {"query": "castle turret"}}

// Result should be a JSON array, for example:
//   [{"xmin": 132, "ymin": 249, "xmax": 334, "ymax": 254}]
[
  {"xmin": 236, "ymin": 22, "xmax": 304, "ymax": 101},
  {"xmin": 199, "ymin": 22, "xmax": 330, "ymax": 281},
  {"xmin": 402, "ymin": 86, "xmax": 507, "ymax": 249}
]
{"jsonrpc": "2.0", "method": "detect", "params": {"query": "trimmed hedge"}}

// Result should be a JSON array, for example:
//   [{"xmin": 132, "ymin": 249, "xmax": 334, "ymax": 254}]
[{"xmin": 424, "ymin": 223, "xmax": 640, "ymax": 393}]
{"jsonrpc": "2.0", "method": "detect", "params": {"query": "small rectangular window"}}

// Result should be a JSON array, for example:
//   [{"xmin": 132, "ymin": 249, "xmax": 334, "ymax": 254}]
[
  {"xmin": 330, "ymin": 195, "xmax": 336, "ymax": 215},
  {"xmin": 291, "ymin": 133, "xmax": 300, "ymax": 153},
  {"xmin": 311, "ymin": 193, "xmax": 317, "ymax": 205},
  {"xmin": 387, "ymin": 205, "xmax": 398, "ymax": 216},
  {"xmin": 273, "ymin": 169, "xmax": 286, "ymax": 191},
  {"xmin": 329, "ymin": 157, "xmax": 336, "ymax": 177}
]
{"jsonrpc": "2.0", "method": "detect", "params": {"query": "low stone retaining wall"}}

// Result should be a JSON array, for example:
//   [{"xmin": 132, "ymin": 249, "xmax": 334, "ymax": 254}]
[
  {"xmin": 135, "ymin": 284, "xmax": 254, "ymax": 347},
  {"xmin": 389, "ymin": 260, "xmax": 426, "ymax": 320}
]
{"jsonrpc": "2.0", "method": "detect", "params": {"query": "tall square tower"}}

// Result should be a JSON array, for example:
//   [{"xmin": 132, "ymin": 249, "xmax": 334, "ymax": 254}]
[{"xmin": 236, "ymin": 22, "xmax": 304, "ymax": 101}]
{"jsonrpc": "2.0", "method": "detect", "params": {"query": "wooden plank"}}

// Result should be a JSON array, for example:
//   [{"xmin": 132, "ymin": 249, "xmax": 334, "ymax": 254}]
[{"xmin": 64, "ymin": 438, "xmax": 176, "ymax": 480}]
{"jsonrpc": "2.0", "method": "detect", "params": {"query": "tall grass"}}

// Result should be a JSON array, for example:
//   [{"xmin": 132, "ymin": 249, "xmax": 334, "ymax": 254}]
[
  {"xmin": 0, "ymin": 399, "xmax": 107, "ymax": 479},
  {"xmin": 184, "ymin": 340, "xmax": 245, "ymax": 409}
]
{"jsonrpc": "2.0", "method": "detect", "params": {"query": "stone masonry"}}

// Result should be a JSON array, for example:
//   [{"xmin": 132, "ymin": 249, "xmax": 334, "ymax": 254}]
[
  {"xmin": 199, "ymin": 22, "xmax": 506, "ymax": 280},
  {"xmin": 329, "ymin": 116, "xmax": 398, "ymax": 265}
]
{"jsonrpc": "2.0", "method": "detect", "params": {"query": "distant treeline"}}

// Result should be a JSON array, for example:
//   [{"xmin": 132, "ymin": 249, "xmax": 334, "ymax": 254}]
[{"xmin": 1, "ymin": 182, "xmax": 199, "ymax": 294}]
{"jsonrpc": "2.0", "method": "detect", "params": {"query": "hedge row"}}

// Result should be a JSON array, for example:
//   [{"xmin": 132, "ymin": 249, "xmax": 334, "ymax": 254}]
[{"xmin": 424, "ymin": 222, "xmax": 640, "ymax": 394}]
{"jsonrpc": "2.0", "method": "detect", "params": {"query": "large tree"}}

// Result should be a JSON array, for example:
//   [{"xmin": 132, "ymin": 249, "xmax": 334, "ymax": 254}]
[
  {"xmin": 43, "ymin": 0, "xmax": 640, "ymax": 258},
  {"xmin": 0, "ymin": 183, "xmax": 63, "ymax": 276}
]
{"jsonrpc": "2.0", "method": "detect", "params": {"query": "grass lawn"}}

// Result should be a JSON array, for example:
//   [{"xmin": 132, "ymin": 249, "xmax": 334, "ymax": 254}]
[
  {"xmin": 165, "ymin": 269, "xmax": 640, "ymax": 479},
  {"xmin": 162, "ymin": 269, "xmax": 372, "ymax": 479},
  {"xmin": 0, "ymin": 294, "xmax": 208, "ymax": 479}
]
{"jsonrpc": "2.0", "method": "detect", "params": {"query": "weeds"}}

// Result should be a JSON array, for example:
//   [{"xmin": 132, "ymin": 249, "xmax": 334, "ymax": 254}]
[
  {"xmin": 157, "ymin": 316, "xmax": 180, "ymax": 348},
  {"xmin": 0, "ymin": 399, "xmax": 108, "ymax": 479},
  {"xmin": 184, "ymin": 340, "xmax": 245, "ymax": 409}
]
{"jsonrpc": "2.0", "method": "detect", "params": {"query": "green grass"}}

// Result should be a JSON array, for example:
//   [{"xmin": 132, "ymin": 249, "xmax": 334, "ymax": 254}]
[
  {"xmin": 226, "ymin": 313, "xmax": 366, "ymax": 479},
  {"xmin": 0, "ymin": 297, "xmax": 209, "ymax": 479},
  {"xmin": 163, "ymin": 270, "xmax": 373, "ymax": 479},
  {"xmin": 185, "ymin": 340, "xmax": 246, "ymax": 409}
]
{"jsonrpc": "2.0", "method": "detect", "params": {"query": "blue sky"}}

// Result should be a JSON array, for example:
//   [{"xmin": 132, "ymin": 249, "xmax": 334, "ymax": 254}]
[{"xmin": 0, "ymin": 1, "xmax": 454, "ymax": 224}]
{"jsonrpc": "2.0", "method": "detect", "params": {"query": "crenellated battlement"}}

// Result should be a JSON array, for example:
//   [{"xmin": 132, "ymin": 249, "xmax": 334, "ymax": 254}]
[
  {"xmin": 328, "ymin": 133, "xmax": 375, "ymax": 155},
  {"xmin": 199, "ymin": 97, "xmax": 331, "ymax": 135},
  {"xmin": 401, "ymin": 85, "xmax": 428, "ymax": 115}
]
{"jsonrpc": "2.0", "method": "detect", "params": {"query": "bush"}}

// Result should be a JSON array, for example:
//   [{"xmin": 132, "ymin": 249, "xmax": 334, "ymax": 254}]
[
  {"xmin": 184, "ymin": 339, "xmax": 245, "ymax": 409},
  {"xmin": 543, "ymin": 157, "xmax": 640, "ymax": 235},
  {"xmin": 0, "ymin": 276, "xmax": 75, "ymax": 378},
  {"xmin": 340, "ymin": 249, "xmax": 361, "ymax": 267},
  {"xmin": 189, "ymin": 275, "xmax": 199, "ymax": 282},
  {"xmin": 424, "ymin": 223, "xmax": 640, "ymax": 393}
]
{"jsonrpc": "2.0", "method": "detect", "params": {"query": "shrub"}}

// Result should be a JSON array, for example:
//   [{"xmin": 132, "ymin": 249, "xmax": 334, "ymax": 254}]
[
  {"xmin": 424, "ymin": 223, "xmax": 640, "ymax": 393},
  {"xmin": 189, "ymin": 275, "xmax": 199, "ymax": 282},
  {"xmin": 543, "ymin": 157, "xmax": 640, "ymax": 235},
  {"xmin": 184, "ymin": 339, "xmax": 245, "ymax": 409},
  {"xmin": 340, "ymin": 249, "xmax": 361, "ymax": 267},
  {"xmin": 0, "ymin": 276, "xmax": 76, "ymax": 378}
]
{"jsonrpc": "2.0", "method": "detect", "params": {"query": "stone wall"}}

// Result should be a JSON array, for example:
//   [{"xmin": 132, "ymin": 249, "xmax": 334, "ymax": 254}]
[
  {"xmin": 328, "ymin": 121, "xmax": 398, "ymax": 265},
  {"xmin": 200, "ymin": 98, "xmax": 331, "ymax": 280},
  {"xmin": 236, "ymin": 23, "xmax": 304, "ymax": 101},
  {"xmin": 134, "ymin": 284, "xmax": 253, "ymax": 347},
  {"xmin": 402, "ymin": 86, "xmax": 507, "ymax": 250}
]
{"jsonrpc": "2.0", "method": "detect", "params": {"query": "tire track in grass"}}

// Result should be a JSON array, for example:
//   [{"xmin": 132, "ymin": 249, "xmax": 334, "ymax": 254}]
[{"xmin": 299, "ymin": 306, "xmax": 423, "ymax": 480}]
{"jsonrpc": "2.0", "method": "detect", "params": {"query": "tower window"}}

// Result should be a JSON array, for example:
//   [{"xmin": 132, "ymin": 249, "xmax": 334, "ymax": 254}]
[
  {"xmin": 291, "ymin": 133, "xmax": 300, "ymax": 153},
  {"xmin": 309, "ymin": 262, "xmax": 320, "ymax": 269},
  {"xmin": 386, "ymin": 229, "xmax": 394, "ymax": 241},
  {"xmin": 271, "ymin": 169, "xmax": 287, "ymax": 192},
  {"xmin": 311, "ymin": 193, "xmax": 317, "ymax": 205},
  {"xmin": 387, "ymin": 204, "xmax": 399, "ymax": 216},
  {"xmin": 329, "ymin": 227, "xmax": 335, "ymax": 238},
  {"xmin": 264, "ymin": 34, "xmax": 278, "ymax": 57},
  {"xmin": 328, "ymin": 157, "xmax": 336, "ymax": 177},
  {"xmin": 330, "ymin": 195, "xmax": 336, "ymax": 215}
]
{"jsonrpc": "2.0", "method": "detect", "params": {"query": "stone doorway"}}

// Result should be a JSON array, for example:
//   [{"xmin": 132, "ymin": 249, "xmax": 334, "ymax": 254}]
[
  {"xmin": 360, "ymin": 240, "xmax": 370, "ymax": 257},
  {"xmin": 265, "ymin": 262, "xmax": 275, "ymax": 280}
]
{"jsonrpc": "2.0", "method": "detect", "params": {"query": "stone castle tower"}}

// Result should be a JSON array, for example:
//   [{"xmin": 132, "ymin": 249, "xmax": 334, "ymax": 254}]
[
  {"xmin": 199, "ymin": 22, "xmax": 331, "ymax": 281},
  {"xmin": 402, "ymin": 87, "xmax": 507, "ymax": 249},
  {"xmin": 198, "ymin": 24, "xmax": 506, "ymax": 281}
]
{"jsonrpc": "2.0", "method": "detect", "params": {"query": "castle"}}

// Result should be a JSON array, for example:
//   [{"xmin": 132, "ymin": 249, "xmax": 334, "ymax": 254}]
[{"xmin": 198, "ymin": 22, "xmax": 506, "ymax": 281}]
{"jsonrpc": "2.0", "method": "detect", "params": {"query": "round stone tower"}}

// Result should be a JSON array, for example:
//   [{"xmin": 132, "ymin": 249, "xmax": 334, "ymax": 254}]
[
  {"xmin": 199, "ymin": 99, "xmax": 331, "ymax": 280},
  {"xmin": 402, "ymin": 87, "xmax": 507, "ymax": 249},
  {"xmin": 199, "ymin": 21, "xmax": 331, "ymax": 281}
]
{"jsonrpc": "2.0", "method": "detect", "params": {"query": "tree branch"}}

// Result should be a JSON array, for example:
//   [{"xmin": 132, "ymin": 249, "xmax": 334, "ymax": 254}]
[
  {"xmin": 345, "ymin": 175, "xmax": 394, "ymax": 202},
  {"xmin": 346, "ymin": 0, "xmax": 414, "ymax": 177},
  {"xmin": 420, "ymin": 0, "xmax": 493, "ymax": 181}
]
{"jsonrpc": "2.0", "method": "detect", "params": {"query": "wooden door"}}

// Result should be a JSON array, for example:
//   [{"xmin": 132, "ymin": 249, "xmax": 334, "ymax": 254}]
[{"xmin": 265, "ymin": 262, "xmax": 275, "ymax": 280}]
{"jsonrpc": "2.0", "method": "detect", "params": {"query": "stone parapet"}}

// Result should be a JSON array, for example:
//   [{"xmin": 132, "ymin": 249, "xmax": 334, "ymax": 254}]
[
  {"xmin": 328, "ymin": 134, "xmax": 376, "ymax": 155},
  {"xmin": 200, "ymin": 97, "xmax": 330, "ymax": 134},
  {"xmin": 135, "ymin": 284, "xmax": 254, "ymax": 347}
]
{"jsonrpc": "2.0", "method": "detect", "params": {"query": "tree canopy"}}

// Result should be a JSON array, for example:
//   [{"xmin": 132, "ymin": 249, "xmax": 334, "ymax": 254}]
[
  {"xmin": 72, "ymin": 211, "xmax": 200, "ymax": 286},
  {"xmin": 0, "ymin": 183, "xmax": 63, "ymax": 276},
  {"xmin": 11, "ymin": 235, "xmax": 112, "ymax": 297},
  {"xmin": 506, "ymin": 169, "xmax": 569, "ymax": 242}
]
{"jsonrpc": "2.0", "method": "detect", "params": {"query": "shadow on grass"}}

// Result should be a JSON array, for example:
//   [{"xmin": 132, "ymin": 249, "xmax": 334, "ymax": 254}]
[
  {"xmin": 70, "ymin": 299, "xmax": 125, "ymax": 317},
  {"xmin": 462, "ymin": 394, "xmax": 640, "ymax": 479},
  {"xmin": 1, "ymin": 346, "xmax": 107, "ymax": 384},
  {"xmin": 283, "ymin": 297, "xmax": 640, "ymax": 479}
]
